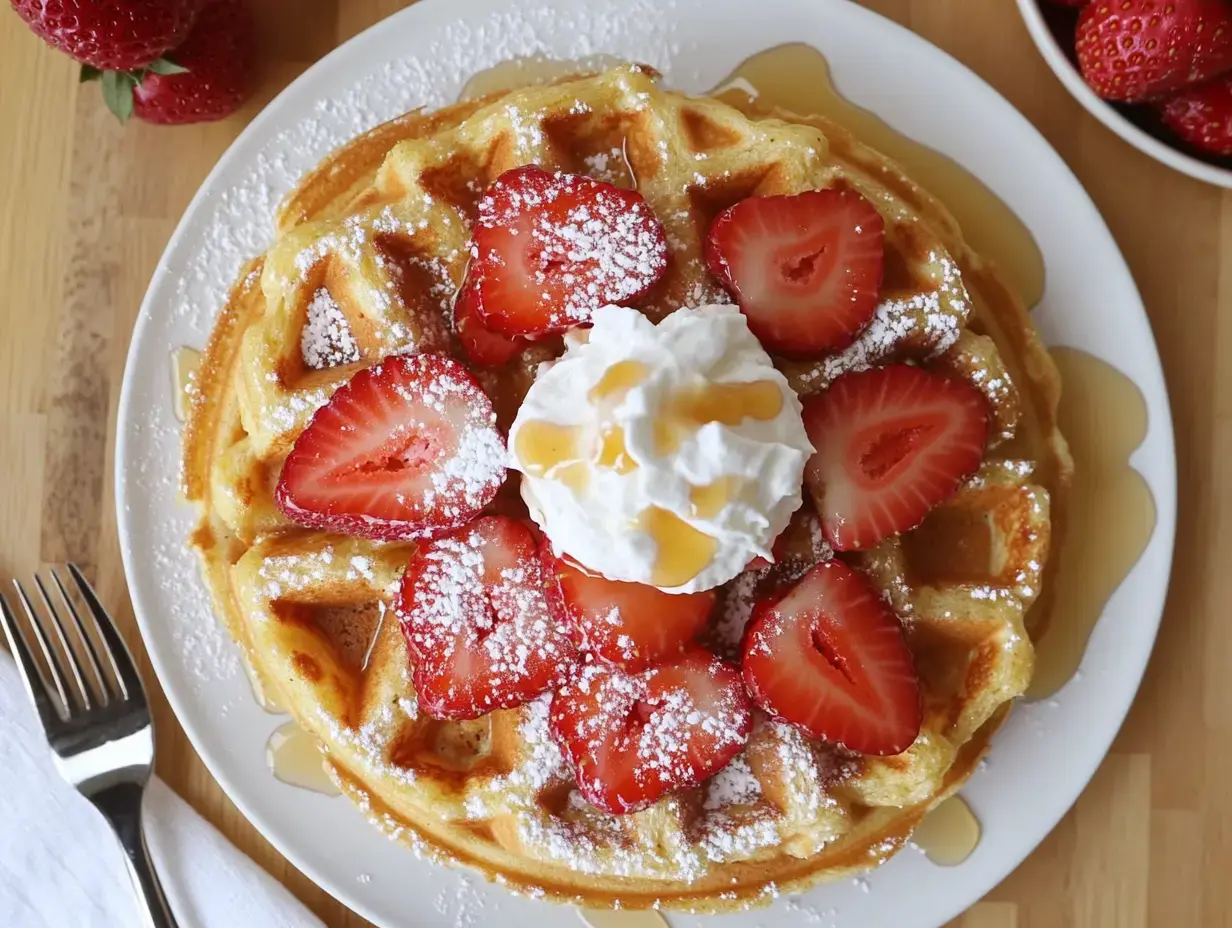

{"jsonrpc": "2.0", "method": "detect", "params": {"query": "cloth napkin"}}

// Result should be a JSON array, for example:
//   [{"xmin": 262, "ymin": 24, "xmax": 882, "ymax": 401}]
[{"xmin": 0, "ymin": 654, "xmax": 325, "ymax": 928}]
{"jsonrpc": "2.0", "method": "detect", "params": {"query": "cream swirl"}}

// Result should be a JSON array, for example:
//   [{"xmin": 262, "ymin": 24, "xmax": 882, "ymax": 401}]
[{"xmin": 509, "ymin": 304, "xmax": 812, "ymax": 593}]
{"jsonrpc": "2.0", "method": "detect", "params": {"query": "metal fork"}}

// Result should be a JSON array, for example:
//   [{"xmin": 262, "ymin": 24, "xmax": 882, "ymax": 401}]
[{"xmin": 0, "ymin": 564, "xmax": 178, "ymax": 928}]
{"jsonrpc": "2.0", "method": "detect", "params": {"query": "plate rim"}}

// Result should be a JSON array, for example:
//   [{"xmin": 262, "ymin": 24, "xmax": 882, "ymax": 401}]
[{"xmin": 114, "ymin": 0, "xmax": 1178, "ymax": 925}]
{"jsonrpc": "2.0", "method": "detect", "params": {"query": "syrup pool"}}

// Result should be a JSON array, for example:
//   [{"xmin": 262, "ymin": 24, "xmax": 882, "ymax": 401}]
[
  {"xmin": 912, "ymin": 795, "xmax": 981, "ymax": 867},
  {"xmin": 1027, "ymin": 348, "xmax": 1155, "ymax": 699},
  {"xmin": 266, "ymin": 720, "xmax": 342, "ymax": 797}
]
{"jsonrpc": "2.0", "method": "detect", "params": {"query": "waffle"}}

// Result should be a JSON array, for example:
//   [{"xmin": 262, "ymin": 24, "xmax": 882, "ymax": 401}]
[{"xmin": 183, "ymin": 64, "xmax": 1071, "ymax": 910}]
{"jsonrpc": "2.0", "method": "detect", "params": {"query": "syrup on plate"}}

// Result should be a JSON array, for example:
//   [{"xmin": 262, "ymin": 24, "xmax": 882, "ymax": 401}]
[
  {"xmin": 1027, "ymin": 348, "xmax": 1155, "ymax": 699},
  {"xmin": 170, "ymin": 346, "xmax": 202, "ymax": 422},
  {"xmin": 578, "ymin": 911, "xmax": 669, "ymax": 928},
  {"xmin": 266, "ymin": 720, "xmax": 342, "ymax": 797},
  {"xmin": 912, "ymin": 795, "xmax": 981, "ymax": 867}
]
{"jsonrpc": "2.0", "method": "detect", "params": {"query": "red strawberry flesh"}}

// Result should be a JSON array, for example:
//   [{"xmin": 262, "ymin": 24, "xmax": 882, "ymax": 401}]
[
  {"xmin": 275, "ymin": 353, "xmax": 507, "ymax": 541},
  {"xmin": 802, "ymin": 365, "xmax": 988, "ymax": 551},
  {"xmin": 453, "ymin": 271, "xmax": 527, "ymax": 367},
  {"xmin": 549, "ymin": 649, "xmax": 752, "ymax": 813},
  {"xmin": 742, "ymin": 560, "xmax": 921, "ymax": 755},
  {"xmin": 546, "ymin": 557, "xmax": 715, "ymax": 671},
  {"xmin": 396, "ymin": 516, "xmax": 579, "ymax": 720},
  {"xmin": 472, "ymin": 166, "xmax": 668, "ymax": 336},
  {"xmin": 705, "ymin": 189, "xmax": 885, "ymax": 358}
]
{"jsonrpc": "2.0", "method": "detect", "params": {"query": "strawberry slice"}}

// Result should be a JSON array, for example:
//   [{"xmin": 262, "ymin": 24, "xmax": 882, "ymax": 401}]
[
  {"xmin": 549, "ymin": 649, "xmax": 752, "ymax": 814},
  {"xmin": 472, "ymin": 166, "xmax": 668, "ymax": 336},
  {"xmin": 396, "ymin": 516, "xmax": 580, "ymax": 719},
  {"xmin": 705, "ymin": 189, "xmax": 885, "ymax": 358},
  {"xmin": 802, "ymin": 365, "xmax": 988, "ymax": 551},
  {"xmin": 453, "ymin": 271, "xmax": 527, "ymax": 368},
  {"xmin": 543, "ymin": 555, "xmax": 715, "ymax": 672},
  {"xmin": 275, "ymin": 353, "xmax": 507, "ymax": 541},
  {"xmin": 742, "ymin": 560, "xmax": 921, "ymax": 755}
]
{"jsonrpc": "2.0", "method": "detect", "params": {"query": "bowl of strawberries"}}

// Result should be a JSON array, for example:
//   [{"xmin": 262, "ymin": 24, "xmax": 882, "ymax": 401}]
[{"xmin": 1017, "ymin": 0, "xmax": 1232, "ymax": 186}]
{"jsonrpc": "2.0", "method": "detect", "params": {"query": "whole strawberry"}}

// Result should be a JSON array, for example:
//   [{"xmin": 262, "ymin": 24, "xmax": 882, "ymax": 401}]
[
  {"xmin": 1158, "ymin": 74, "xmax": 1232, "ymax": 155},
  {"xmin": 10, "ymin": 0, "xmax": 205, "ymax": 71},
  {"xmin": 131, "ymin": 0, "xmax": 256, "ymax": 125},
  {"xmin": 1076, "ymin": 0, "xmax": 1232, "ymax": 102}
]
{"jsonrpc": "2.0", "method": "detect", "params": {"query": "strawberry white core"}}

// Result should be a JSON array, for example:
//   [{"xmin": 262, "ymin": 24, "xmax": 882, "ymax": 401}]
[{"xmin": 509, "ymin": 304, "xmax": 813, "ymax": 593}]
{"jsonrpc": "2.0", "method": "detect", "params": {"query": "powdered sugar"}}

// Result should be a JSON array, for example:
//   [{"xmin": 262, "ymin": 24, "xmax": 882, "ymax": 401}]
[
  {"xmin": 788, "ymin": 253, "xmax": 967, "ymax": 395},
  {"xmin": 476, "ymin": 169, "xmax": 668, "ymax": 329},
  {"xmin": 704, "ymin": 753, "xmax": 762, "ymax": 809},
  {"xmin": 398, "ymin": 518, "xmax": 576, "ymax": 715}
]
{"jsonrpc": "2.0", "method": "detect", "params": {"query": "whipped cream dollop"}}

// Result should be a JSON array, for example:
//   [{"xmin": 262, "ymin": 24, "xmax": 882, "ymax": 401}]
[{"xmin": 509, "ymin": 304, "xmax": 813, "ymax": 593}]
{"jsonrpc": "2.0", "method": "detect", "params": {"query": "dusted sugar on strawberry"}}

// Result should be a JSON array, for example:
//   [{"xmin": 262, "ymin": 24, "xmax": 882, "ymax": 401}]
[
  {"xmin": 742, "ymin": 560, "xmax": 922, "ymax": 756},
  {"xmin": 543, "ymin": 553, "xmax": 715, "ymax": 672},
  {"xmin": 471, "ymin": 166, "xmax": 668, "ymax": 336},
  {"xmin": 275, "ymin": 353, "xmax": 507, "ymax": 541},
  {"xmin": 396, "ymin": 516, "xmax": 580, "ymax": 720},
  {"xmin": 549, "ymin": 649, "xmax": 752, "ymax": 814},
  {"xmin": 803, "ymin": 364, "xmax": 988, "ymax": 551}
]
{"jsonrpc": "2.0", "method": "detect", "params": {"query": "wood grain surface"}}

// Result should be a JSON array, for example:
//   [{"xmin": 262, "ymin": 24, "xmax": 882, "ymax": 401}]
[{"xmin": 0, "ymin": 2, "xmax": 1223, "ymax": 926}]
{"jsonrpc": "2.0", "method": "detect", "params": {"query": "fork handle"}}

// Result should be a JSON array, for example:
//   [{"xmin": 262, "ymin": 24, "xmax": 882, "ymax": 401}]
[{"xmin": 94, "ymin": 783, "xmax": 179, "ymax": 928}]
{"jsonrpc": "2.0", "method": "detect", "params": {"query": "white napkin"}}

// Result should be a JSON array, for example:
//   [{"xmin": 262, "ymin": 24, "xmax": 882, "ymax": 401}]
[{"xmin": 0, "ymin": 654, "xmax": 325, "ymax": 928}]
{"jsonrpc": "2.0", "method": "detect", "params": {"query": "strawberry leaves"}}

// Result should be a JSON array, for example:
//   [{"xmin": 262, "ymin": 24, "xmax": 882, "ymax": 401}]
[{"xmin": 81, "ymin": 58, "xmax": 190, "ymax": 124}]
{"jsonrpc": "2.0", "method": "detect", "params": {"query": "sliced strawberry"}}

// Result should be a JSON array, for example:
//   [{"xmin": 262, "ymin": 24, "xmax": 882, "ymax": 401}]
[
  {"xmin": 544, "ymin": 556, "xmax": 715, "ymax": 671},
  {"xmin": 742, "ymin": 560, "xmax": 921, "ymax": 755},
  {"xmin": 453, "ymin": 271, "xmax": 527, "ymax": 367},
  {"xmin": 705, "ymin": 189, "xmax": 885, "ymax": 358},
  {"xmin": 802, "ymin": 365, "xmax": 988, "ymax": 551},
  {"xmin": 549, "ymin": 649, "xmax": 752, "ymax": 814},
  {"xmin": 472, "ymin": 166, "xmax": 668, "ymax": 336},
  {"xmin": 275, "ymin": 353, "xmax": 507, "ymax": 541},
  {"xmin": 396, "ymin": 516, "xmax": 580, "ymax": 719}
]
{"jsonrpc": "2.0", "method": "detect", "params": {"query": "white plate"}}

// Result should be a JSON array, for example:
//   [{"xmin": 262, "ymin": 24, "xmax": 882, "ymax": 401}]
[{"xmin": 115, "ymin": 0, "xmax": 1177, "ymax": 925}]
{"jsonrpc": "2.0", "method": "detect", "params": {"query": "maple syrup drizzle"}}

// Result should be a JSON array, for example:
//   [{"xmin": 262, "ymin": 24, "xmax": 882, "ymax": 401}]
[
  {"xmin": 639, "ymin": 506, "xmax": 719, "ymax": 588},
  {"xmin": 243, "ymin": 660, "xmax": 286, "ymax": 714},
  {"xmin": 912, "ymin": 795, "xmax": 981, "ymax": 866},
  {"xmin": 577, "ymin": 911, "xmax": 670, "ymax": 928},
  {"xmin": 710, "ymin": 43, "xmax": 1045, "ymax": 311},
  {"xmin": 170, "ymin": 346, "xmax": 202, "ymax": 422},
  {"xmin": 1027, "ymin": 349, "xmax": 1155, "ymax": 699},
  {"xmin": 266, "ymin": 721, "xmax": 342, "ymax": 797},
  {"xmin": 689, "ymin": 476, "xmax": 743, "ymax": 520},
  {"xmin": 653, "ymin": 380, "xmax": 783, "ymax": 455}
]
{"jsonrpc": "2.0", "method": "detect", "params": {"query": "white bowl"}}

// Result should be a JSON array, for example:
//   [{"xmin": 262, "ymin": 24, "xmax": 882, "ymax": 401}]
[{"xmin": 1016, "ymin": 0, "xmax": 1232, "ymax": 188}]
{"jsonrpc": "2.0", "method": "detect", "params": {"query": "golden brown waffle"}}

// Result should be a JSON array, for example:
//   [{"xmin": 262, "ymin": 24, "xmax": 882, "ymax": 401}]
[{"xmin": 183, "ymin": 65, "xmax": 1071, "ymax": 910}]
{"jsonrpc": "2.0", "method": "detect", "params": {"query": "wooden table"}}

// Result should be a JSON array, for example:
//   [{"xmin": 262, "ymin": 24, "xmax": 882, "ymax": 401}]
[{"xmin": 0, "ymin": 2, "xmax": 1223, "ymax": 925}]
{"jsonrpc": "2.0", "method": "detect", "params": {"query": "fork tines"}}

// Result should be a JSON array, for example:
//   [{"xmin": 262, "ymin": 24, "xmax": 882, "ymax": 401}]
[{"xmin": 0, "ymin": 564, "xmax": 144, "ymax": 725}]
